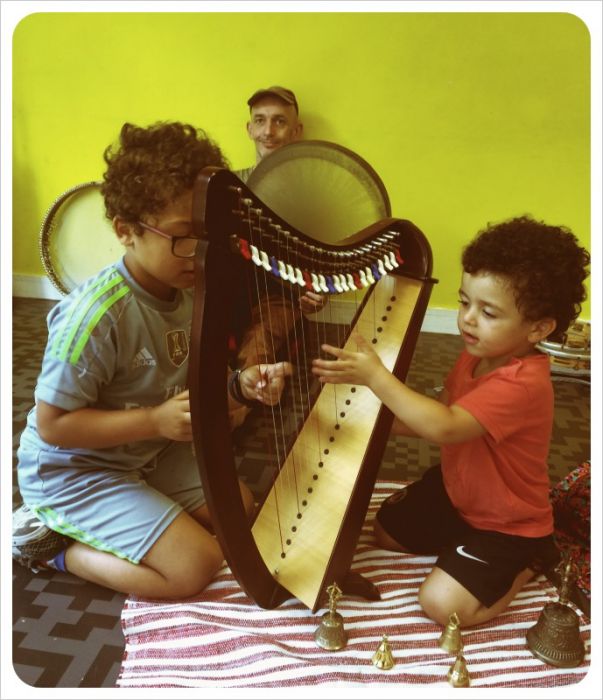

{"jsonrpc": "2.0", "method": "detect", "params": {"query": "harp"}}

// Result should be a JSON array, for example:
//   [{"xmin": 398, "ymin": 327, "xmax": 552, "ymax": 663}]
[{"xmin": 189, "ymin": 160, "xmax": 435, "ymax": 613}]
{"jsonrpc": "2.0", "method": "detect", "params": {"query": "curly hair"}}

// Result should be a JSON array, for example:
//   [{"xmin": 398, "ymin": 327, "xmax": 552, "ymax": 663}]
[
  {"xmin": 462, "ymin": 216, "xmax": 590, "ymax": 340},
  {"xmin": 101, "ymin": 122, "xmax": 228, "ymax": 222}
]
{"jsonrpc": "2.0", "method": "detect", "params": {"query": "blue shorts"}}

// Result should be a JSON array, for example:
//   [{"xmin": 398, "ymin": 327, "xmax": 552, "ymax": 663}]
[{"xmin": 17, "ymin": 440, "xmax": 205, "ymax": 564}]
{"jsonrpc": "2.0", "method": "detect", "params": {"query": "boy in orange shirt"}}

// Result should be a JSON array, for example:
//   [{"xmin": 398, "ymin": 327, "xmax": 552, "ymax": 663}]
[{"xmin": 312, "ymin": 216, "xmax": 589, "ymax": 626}]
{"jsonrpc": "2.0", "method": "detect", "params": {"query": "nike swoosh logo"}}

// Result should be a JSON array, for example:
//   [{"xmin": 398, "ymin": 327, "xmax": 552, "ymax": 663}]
[{"xmin": 456, "ymin": 545, "xmax": 489, "ymax": 564}]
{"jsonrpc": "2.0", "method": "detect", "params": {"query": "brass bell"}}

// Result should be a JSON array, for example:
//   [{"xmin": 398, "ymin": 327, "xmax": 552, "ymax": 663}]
[
  {"xmin": 371, "ymin": 635, "xmax": 395, "ymax": 670},
  {"xmin": 438, "ymin": 612, "xmax": 463, "ymax": 655},
  {"xmin": 526, "ymin": 556, "xmax": 585, "ymax": 668},
  {"xmin": 315, "ymin": 582, "xmax": 347, "ymax": 651},
  {"xmin": 447, "ymin": 651, "xmax": 471, "ymax": 687},
  {"xmin": 526, "ymin": 602, "xmax": 585, "ymax": 668},
  {"xmin": 314, "ymin": 609, "xmax": 347, "ymax": 650}
]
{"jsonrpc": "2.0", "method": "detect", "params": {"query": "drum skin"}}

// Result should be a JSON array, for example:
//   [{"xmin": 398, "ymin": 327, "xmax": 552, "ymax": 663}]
[{"xmin": 39, "ymin": 181, "xmax": 121, "ymax": 295}]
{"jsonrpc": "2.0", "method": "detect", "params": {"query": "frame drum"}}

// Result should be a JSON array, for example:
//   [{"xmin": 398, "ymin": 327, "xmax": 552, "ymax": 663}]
[
  {"xmin": 39, "ymin": 181, "xmax": 122, "ymax": 295},
  {"xmin": 247, "ymin": 140, "xmax": 391, "ymax": 245}
]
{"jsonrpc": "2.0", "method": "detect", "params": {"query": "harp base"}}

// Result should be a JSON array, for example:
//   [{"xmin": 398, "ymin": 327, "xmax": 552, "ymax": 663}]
[{"xmin": 341, "ymin": 571, "xmax": 382, "ymax": 601}]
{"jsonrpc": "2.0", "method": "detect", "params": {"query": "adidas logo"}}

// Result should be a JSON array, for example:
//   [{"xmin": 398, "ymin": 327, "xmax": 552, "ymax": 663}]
[{"xmin": 132, "ymin": 347, "xmax": 157, "ymax": 368}]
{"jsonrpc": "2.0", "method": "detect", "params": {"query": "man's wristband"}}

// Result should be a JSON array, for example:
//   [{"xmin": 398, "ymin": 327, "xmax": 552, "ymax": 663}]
[{"xmin": 228, "ymin": 369, "xmax": 256, "ymax": 408}]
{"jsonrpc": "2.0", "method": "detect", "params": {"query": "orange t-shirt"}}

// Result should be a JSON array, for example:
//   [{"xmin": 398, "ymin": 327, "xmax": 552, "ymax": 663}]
[{"xmin": 441, "ymin": 351, "xmax": 554, "ymax": 537}]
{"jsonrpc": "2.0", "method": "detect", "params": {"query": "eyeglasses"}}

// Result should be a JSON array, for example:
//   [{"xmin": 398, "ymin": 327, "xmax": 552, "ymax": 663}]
[{"xmin": 137, "ymin": 221, "xmax": 199, "ymax": 259}]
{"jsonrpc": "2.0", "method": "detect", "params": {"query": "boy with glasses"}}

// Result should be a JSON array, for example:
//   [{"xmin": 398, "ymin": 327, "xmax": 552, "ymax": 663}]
[{"xmin": 13, "ymin": 121, "xmax": 292, "ymax": 599}]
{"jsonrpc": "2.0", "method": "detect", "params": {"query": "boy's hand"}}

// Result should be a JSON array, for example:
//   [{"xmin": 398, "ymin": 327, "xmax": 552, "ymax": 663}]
[
  {"xmin": 300, "ymin": 291, "xmax": 327, "ymax": 314},
  {"xmin": 240, "ymin": 362, "xmax": 293, "ymax": 405},
  {"xmin": 152, "ymin": 389, "xmax": 192, "ymax": 441},
  {"xmin": 312, "ymin": 332, "xmax": 385, "ymax": 387}
]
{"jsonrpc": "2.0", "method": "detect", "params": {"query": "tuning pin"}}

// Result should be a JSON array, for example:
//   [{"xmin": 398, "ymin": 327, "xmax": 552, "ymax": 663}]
[
  {"xmin": 371, "ymin": 635, "xmax": 395, "ymax": 670},
  {"xmin": 438, "ymin": 612, "xmax": 463, "ymax": 655},
  {"xmin": 447, "ymin": 650, "xmax": 471, "ymax": 687}
]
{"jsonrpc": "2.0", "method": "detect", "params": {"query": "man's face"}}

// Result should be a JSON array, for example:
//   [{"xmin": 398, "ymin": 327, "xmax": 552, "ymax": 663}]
[{"xmin": 247, "ymin": 97, "xmax": 303, "ymax": 162}]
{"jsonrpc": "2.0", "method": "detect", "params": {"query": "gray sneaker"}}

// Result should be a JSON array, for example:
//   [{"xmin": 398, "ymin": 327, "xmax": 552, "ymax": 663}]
[{"xmin": 12, "ymin": 504, "xmax": 69, "ymax": 571}]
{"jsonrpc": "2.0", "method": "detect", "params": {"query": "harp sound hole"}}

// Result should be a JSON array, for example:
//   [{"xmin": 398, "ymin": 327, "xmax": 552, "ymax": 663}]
[
  {"xmin": 382, "ymin": 316, "xmax": 387, "ymax": 321},
  {"xmin": 329, "ymin": 436, "xmax": 335, "ymax": 442},
  {"xmin": 372, "ymin": 338, "xmax": 377, "ymax": 344}
]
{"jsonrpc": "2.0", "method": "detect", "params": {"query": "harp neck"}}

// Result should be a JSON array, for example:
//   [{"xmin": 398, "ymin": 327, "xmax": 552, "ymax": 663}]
[{"xmin": 192, "ymin": 167, "xmax": 433, "ymax": 294}]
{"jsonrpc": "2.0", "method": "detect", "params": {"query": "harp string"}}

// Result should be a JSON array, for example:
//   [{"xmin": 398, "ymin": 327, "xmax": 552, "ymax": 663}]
[
  {"xmin": 272, "ymin": 222, "xmax": 303, "ymax": 512},
  {"xmin": 243, "ymin": 203, "xmax": 289, "ymax": 547},
  {"xmin": 237, "ymin": 193, "xmax": 399, "ymax": 560}
]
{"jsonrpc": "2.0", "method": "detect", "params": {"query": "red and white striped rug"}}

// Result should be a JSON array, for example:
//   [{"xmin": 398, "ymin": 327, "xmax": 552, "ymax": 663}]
[{"xmin": 117, "ymin": 482, "xmax": 591, "ymax": 689}]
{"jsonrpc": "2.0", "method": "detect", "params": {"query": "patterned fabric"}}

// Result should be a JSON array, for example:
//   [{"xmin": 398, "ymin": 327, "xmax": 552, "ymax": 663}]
[
  {"xmin": 117, "ymin": 483, "xmax": 590, "ymax": 688},
  {"xmin": 550, "ymin": 461, "xmax": 591, "ymax": 598}
]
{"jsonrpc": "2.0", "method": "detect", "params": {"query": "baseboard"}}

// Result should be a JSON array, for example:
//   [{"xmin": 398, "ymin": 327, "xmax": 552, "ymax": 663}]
[
  {"xmin": 12, "ymin": 274, "xmax": 461, "ymax": 334},
  {"xmin": 13, "ymin": 274, "xmax": 63, "ymax": 301}
]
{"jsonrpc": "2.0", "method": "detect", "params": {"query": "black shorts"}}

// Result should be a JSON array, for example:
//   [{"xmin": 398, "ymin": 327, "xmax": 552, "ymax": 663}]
[{"xmin": 375, "ymin": 465, "xmax": 559, "ymax": 607}]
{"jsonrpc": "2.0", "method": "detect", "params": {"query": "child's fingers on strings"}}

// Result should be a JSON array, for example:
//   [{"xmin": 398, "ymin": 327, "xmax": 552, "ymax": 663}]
[{"xmin": 320, "ymin": 343, "xmax": 346, "ymax": 359}]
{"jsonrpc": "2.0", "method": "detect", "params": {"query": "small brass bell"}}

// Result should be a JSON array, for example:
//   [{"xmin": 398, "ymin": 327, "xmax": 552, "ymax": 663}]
[
  {"xmin": 371, "ymin": 635, "xmax": 395, "ymax": 670},
  {"xmin": 447, "ymin": 651, "xmax": 471, "ymax": 687},
  {"xmin": 526, "ymin": 557, "xmax": 585, "ymax": 668},
  {"xmin": 438, "ymin": 612, "xmax": 463, "ymax": 655},
  {"xmin": 315, "ymin": 582, "xmax": 347, "ymax": 651}
]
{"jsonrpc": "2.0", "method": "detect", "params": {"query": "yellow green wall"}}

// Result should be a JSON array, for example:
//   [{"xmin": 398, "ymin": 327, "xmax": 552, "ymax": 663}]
[{"xmin": 12, "ymin": 11, "xmax": 591, "ymax": 316}]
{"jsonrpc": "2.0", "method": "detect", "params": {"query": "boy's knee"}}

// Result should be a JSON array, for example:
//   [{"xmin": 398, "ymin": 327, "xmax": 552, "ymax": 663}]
[
  {"xmin": 418, "ymin": 582, "xmax": 453, "ymax": 626},
  {"xmin": 418, "ymin": 576, "xmax": 480, "ymax": 627},
  {"xmin": 166, "ymin": 538, "xmax": 224, "ymax": 598}
]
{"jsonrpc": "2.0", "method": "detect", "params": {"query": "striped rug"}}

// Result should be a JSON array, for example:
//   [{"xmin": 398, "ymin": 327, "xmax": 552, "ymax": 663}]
[{"xmin": 117, "ymin": 482, "xmax": 591, "ymax": 689}]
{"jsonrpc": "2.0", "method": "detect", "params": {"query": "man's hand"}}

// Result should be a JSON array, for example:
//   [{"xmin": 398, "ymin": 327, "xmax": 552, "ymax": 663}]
[
  {"xmin": 300, "ymin": 291, "xmax": 327, "ymax": 314},
  {"xmin": 240, "ymin": 361, "xmax": 294, "ymax": 406}
]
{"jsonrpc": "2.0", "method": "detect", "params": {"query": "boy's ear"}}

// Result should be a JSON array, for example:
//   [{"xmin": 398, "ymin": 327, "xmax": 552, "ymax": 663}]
[
  {"xmin": 528, "ymin": 318, "xmax": 557, "ymax": 344},
  {"xmin": 113, "ymin": 217, "xmax": 136, "ymax": 246}
]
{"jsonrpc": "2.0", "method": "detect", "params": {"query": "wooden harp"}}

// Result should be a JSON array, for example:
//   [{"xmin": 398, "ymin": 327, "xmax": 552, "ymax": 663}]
[{"xmin": 189, "ymin": 166, "xmax": 435, "ymax": 612}]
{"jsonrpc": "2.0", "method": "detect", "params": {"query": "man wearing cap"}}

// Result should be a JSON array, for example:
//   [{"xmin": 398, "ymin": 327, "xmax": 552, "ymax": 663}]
[
  {"xmin": 231, "ymin": 84, "xmax": 326, "ymax": 416},
  {"xmin": 236, "ymin": 85, "xmax": 303, "ymax": 184}
]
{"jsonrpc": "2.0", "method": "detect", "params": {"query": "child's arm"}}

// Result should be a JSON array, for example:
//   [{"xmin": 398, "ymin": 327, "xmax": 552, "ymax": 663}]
[
  {"xmin": 391, "ymin": 386, "xmax": 449, "ymax": 437},
  {"xmin": 37, "ymin": 389, "xmax": 193, "ymax": 449},
  {"xmin": 312, "ymin": 334, "xmax": 485, "ymax": 445},
  {"xmin": 37, "ymin": 362, "xmax": 294, "ymax": 449}
]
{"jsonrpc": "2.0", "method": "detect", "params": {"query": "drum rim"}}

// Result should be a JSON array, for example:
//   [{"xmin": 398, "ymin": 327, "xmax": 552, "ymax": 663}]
[
  {"xmin": 38, "ymin": 180, "xmax": 105, "ymax": 295},
  {"xmin": 247, "ymin": 139, "xmax": 391, "ymax": 218}
]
